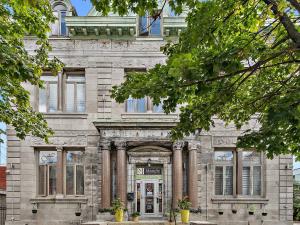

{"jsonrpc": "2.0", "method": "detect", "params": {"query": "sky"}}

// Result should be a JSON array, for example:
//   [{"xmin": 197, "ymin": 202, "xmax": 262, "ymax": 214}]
[
  {"xmin": 70, "ymin": 0, "xmax": 92, "ymax": 16},
  {"xmin": 0, "ymin": 123, "xmax": 6, "ymax": 165}
]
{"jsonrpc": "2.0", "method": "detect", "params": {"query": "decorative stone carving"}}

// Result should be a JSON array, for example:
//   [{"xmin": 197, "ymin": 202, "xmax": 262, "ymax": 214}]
[
  {"xmin": 31, "ymin": 135, "xmax": 87, "ymax": 146},
  {"xmin": 188, "ymin": 141, "xmax": 201, "ymax": 151},
  {"xmin": 99, "ymin": 140, "xmax": 111, "ymax": 151},
  {"xmin": 114, "ymin": 140, "xmax": 127, "ymax": 150},
  {"xmin": 213, "ymin": 136, "xmax": 237, "ymax": 147},
  {"xmin": 173, "ymin": 141, "xmax": 185, "ymax": 151}
]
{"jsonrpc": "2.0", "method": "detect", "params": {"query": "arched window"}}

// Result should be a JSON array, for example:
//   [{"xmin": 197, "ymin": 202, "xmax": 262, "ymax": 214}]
[{"xmin": 52, "ymin": 3, "xmax": 68, "ymax": 36}]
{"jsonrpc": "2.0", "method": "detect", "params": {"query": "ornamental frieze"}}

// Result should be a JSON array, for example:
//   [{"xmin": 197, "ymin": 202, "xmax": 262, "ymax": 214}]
[
  {"xmin": 212, "ymin": 136, "xmax": 237, "ymax": 147},
  {"xmin": 31, "ymin": 135, "xmax": 87, "ymax": 146}
]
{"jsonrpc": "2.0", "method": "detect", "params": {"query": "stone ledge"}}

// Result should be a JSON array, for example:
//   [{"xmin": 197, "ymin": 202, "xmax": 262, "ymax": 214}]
[
  {"xmin": 211, "ymin": 197, "xmax": 269, "ymax": 204},
  {"xmin": 43, "ymin": 113, "xmax": 88, "ymax": 119},
  {"xmin": 30, "ymin": 197, "xmax": 88, "ymax": 204}
]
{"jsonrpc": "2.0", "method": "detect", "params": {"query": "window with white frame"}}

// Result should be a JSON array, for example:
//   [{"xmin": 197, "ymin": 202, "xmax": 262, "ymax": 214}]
[
  {"xmin": 139, "ymin": 12, "xmax": 161, "ymax": 36},
  {"xmin": 38, "ymin": 151, "xmax": 57, "ymax": 196},
  {"xmin": 126, "ymin": 96, "xmax": 147, "ymax": 113},
  {"xmin": 39, "ymin": 75, "xmax": 58, "ymax": 113},
  {"xmin": 214, "ymin": 150, "xmax": 234, "ymax": 195},
  {"xmin": 242, "ymin": 151, "xmax": 262, "ymax": 196},
  {"xmin": 65, "ymin": 151, "xmax": 84, "ymax": 195},
  {"xmin": 65, "ymin": 74, "xmax": 86, "ymax": 112},
  {"xmin": 38, "ymin": 70, "xmax": 86, "ymax": 113}
]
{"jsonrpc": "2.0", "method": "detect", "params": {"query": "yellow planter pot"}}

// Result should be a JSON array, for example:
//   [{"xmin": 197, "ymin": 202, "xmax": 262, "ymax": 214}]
[
  {"xmin": 181, "ymin": 209, "xmax": 190, "ymax": 223},
  {"xmin": 115, "ymin": 209, "xmax": 123, "ymax": 222}
]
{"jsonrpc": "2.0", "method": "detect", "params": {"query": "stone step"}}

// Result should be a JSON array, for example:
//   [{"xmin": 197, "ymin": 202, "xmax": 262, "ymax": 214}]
[{"xmin": 82, "ymin": 221, "xmax": 217, "ymax": 225}]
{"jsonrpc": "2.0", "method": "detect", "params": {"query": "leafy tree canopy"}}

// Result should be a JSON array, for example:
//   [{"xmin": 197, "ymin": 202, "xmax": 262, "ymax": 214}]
[
  {"xmin": 0, "ymin": 0, "xmax": 63, "ymax": 142},
  {"xmin": 92, "ymin": 0, "xmax": 300, "ymax": 158}
]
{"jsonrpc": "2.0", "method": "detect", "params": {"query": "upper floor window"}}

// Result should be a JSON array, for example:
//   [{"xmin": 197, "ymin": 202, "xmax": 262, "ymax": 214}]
[
  {"xmin": 65, "ymin": 75, "xmax": 86, "ymax": 112},
  {"xmin": 38, "ymin": 70, "xmax": 86, "ymax": 113},
  {"xmin": 139, "ymin": 12, "xmax": 161, "ymax": 36},
  {"xmin": 39, "ymin": 75, "xmax": 58, "ymax": 113},
  {"xmin": 52, "ymin": 4, "xmax": 68, "ymax": 36},
  {"xmin": 125, "ymin": 96, "xmax": 164, "ymax": 113}
]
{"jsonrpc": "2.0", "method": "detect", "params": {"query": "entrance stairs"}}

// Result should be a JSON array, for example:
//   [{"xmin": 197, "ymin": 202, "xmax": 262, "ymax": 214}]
[{"xmin": 82, "ymin": 221, "xmax": 217, "ymax": 225}]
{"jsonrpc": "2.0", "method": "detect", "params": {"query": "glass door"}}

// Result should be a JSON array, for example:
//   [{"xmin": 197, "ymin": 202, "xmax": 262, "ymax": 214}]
[{"xmin": 136, "ymin": 180, "xmax": 163, "ymax": 216}]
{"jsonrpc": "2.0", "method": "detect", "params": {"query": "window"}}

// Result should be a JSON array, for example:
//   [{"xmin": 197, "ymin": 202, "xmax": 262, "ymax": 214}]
[
  {"xmin": 214, "ymin": 149, "xmax": 263, "ymax": 197},
  {"xmin": 37, "ymin": 149, "xmax": 85, "ymax": 197},
  {"xmin": 60, "ymin": 11, "xmax": 67, "ymax": 36},
  {"xmin": 214, "ymin": 151, "xmax": 234, "ymax": 195},
  {"xmin": 65, "ymin": 75, "xmax": 86, "ymax": 112},
  {"xmin": 39, "ymin": 75, "xmax": 58, "ymax": 113},
  {"xmin": 139, "ymin": 13, "xmax": 161, "ymax": 36},
  {"xmin": 66, "ymin": 151, "xmax": 84, "ymax": 195},
  {"xmin": 242, "ymin": 151, "xmax": 262, "ymax": 196},
  {"xmin": 38, "ymin": 151, "xmax": 57, "ymax": 196},
  {"xmin": 38, "ymin": 71, "xmax": 86, "ymax": 113},
  {"xmin": 126, "ymin": 97, "xmax": 147, "ymax": 113},
  {"xmin": 52, "ymin": 4, "xmax": 68, "ymax": 36},
  {"xmin": 152, "ymin": 101, "xmax": 164, "ymax": 113}
]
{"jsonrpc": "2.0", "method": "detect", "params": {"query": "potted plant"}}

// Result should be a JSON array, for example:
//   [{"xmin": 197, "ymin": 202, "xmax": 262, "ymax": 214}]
[
  {"xmin": 178, "ymin": 196, "xmax": 192, "ymax": 223},
  {"xmin": 131, "ymin": 212, "xmax": 140, "ymax": 222},
  {"xmin": 112, "ymin": 198, "xmax": 124, "ymax": 222},
  {"xmin": 248, "ymin": 205, "xmax": 256, "ymax": 215}
]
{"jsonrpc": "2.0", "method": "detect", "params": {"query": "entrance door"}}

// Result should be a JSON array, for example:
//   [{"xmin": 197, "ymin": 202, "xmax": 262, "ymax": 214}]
[{"xmin": 136, "ymin": 180, "xmax": 163, "ymax": 216}]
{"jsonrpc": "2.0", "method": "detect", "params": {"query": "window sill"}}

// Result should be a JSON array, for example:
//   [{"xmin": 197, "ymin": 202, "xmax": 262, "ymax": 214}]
[
  {"xmin": 43, "ymin": 113, "xmax": 88, "ymax": 119},
  {"xmin": 136, "ymin": 37, "xmax": 164, "ymax": 41},
  {"xmin": 121, "ymin": 113, "xmax": 178, "ymax": 120},
  {"xmin": 211, "ymin": 197, "xmax": 268, "ymax": 204},
  {"xmin": 30, "ymin": 196, "xmax": 88, "ymax": 204}
]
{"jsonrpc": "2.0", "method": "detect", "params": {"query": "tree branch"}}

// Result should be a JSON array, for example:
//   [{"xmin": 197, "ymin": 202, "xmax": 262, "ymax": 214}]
[{"xmin": 263, "ymin": 0, "xmax": 300, "ymax": 47}]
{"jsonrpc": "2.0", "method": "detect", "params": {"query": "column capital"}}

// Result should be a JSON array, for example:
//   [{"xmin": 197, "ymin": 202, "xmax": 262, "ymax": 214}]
[
  {"xmin": 173, "ymin": 141, "xmax": 185, "ymax": 151},
  {"xmin": 114, "ymin": 140, "xmax": 127, "ymax": 150},
  {"xmin": 56, "ymin": 146, "xmax": 63, "ymax": 151},
  {"xmin": 188, "ymin": 141, "xmax": 201, "ymax": 151},
  {"xmin": 99, "ymin": 140, "xmax": 111, "ymax": 151}
]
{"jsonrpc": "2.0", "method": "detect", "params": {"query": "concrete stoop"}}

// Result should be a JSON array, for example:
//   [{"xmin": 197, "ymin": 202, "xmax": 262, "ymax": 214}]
[{"xmin": 82, "ymin": 221, "xmax": 217, "ymax": 225}]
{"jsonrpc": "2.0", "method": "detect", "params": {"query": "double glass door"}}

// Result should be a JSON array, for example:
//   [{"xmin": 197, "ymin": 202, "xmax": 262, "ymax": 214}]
[{"xmin": 136, "ymin": 180, "xmax": 163, "ymax": 216}]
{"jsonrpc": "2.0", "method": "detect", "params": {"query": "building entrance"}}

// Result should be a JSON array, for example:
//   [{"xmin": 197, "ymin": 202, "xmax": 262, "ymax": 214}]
[{"xmin": 135, "ymin": 166, "xmax": 163, "ymax": 217}]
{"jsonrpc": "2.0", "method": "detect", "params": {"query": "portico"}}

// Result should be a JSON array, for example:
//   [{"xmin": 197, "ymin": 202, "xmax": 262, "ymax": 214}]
[{"xmin": 95, "ymin": 121, "xmax": 200, "ymax": 217}]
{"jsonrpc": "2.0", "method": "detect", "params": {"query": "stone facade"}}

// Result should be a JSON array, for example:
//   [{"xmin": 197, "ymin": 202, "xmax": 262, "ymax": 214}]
[{"xmin": 5, "ymin": 1, "xmax": 293, "ymax": 225}]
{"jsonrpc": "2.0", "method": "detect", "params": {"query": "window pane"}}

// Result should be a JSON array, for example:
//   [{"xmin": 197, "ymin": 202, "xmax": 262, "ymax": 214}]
[
  {"xmin": 49, "ymin": 165, "xmax": 56, "ymax": 195},
  {"xmin": 242, "ymin": 167, "xmax": 251, "ymax": 195},
  {"xmin": 225, "ymin": 166, "xmax": 233, "ymax": 195},
  {"xmin": 39, "ymin": 88, "xmax": 47, "ymax": 112},
  {"xmin": 137, "ymin": 98, "xmax": 146, "ymax": 112},
  {"xmin": 39, "ymin": 151, "xmax": 57, "ymax": 164},
  {"xmin": 243, "ymin": 151, "xmax": 261, "ymax": 164},
  {"xmin": 126, "ymin": 97, "xmax": 134, "ymax": 113},
  {"xmin": 253, "ymin": 166, "xmax": 261, "ymax": 195},
  {"xmin": 77, "ymin": 83, "xmax": 86, "ymax": 112},
  {"xmin": 66, "ymin": 165, "xmax": 74, "ymax": 195},
  {"xmin": 215, "ymin": 166, "xmax": 223, "ymax": 195},
  {"xmin": 66, "ymin": 151, "xmax": 84, "ymax": 164},
  {"xmin": 67, "ymin": 75, "xmax": 85, "ymax": 82},
  {"xmin": 66, "ymin": 83, "xmax": 75, "ymax": 112},
  {"xmin": 60, "ymin": 11, "xmax": 67, "ymax": 36},
  {"xmin": 139, "ymin": 16, "xmax": 148, "ymax": 35},
  {"xmin": 214, "ymin": 151, "xmax": 233, "ymax": 162},
  {"xmin": 153, "ymin": 103, "xmax": 164, "ymax": 113},
  {"xmin": 41, "ymin": 76, "xmax": 57, "ymax": 82},
  {"xmin": 49, "ymin": 83, "xmax": 58, "ymax": 112},
  {"xmin": 76, "ymin": 165, "xmax": 84, "ymax": 195},
  {"xmin": 150, "ymin": 17, "xmax": 161, "ymax": 36},
  {"xmin": 38, "ymin": 165, "xmax": 46, "ymax": 195}
]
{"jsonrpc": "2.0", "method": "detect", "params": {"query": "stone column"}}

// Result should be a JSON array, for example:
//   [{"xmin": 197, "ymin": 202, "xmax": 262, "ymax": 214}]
[
  {"xmin": 188, "ymin": 141, "xmax": 199, "ymax": 208},
  {"xmin": 172, "ymin": 141, "xmax": 184, "ymax": 207},
  {"xmin": 56, "ymin": 146, "xmax": 63, "ymax": 197},
  {"xmin": 100, "ymin": 141, "xmax": 111, "ymax": 208},
  {"xmin": 115, "ymin": 141, "xmax": 127, "ymax": 205}
]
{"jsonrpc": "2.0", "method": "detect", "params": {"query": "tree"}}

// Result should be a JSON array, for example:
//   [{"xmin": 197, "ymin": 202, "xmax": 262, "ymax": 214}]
[
  {"xmin": 0, "ymin": 0, "xmax": 63, "ymax": 142},
  {"xmin": 92, "ymin": 0, "xmax": 300, "ymax": 158}
]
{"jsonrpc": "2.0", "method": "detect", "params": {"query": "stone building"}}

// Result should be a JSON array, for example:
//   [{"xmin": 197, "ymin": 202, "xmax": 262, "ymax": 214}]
[{"xmin": 6, "ymin": 0, "xmax": 293, "ymax": 224}]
